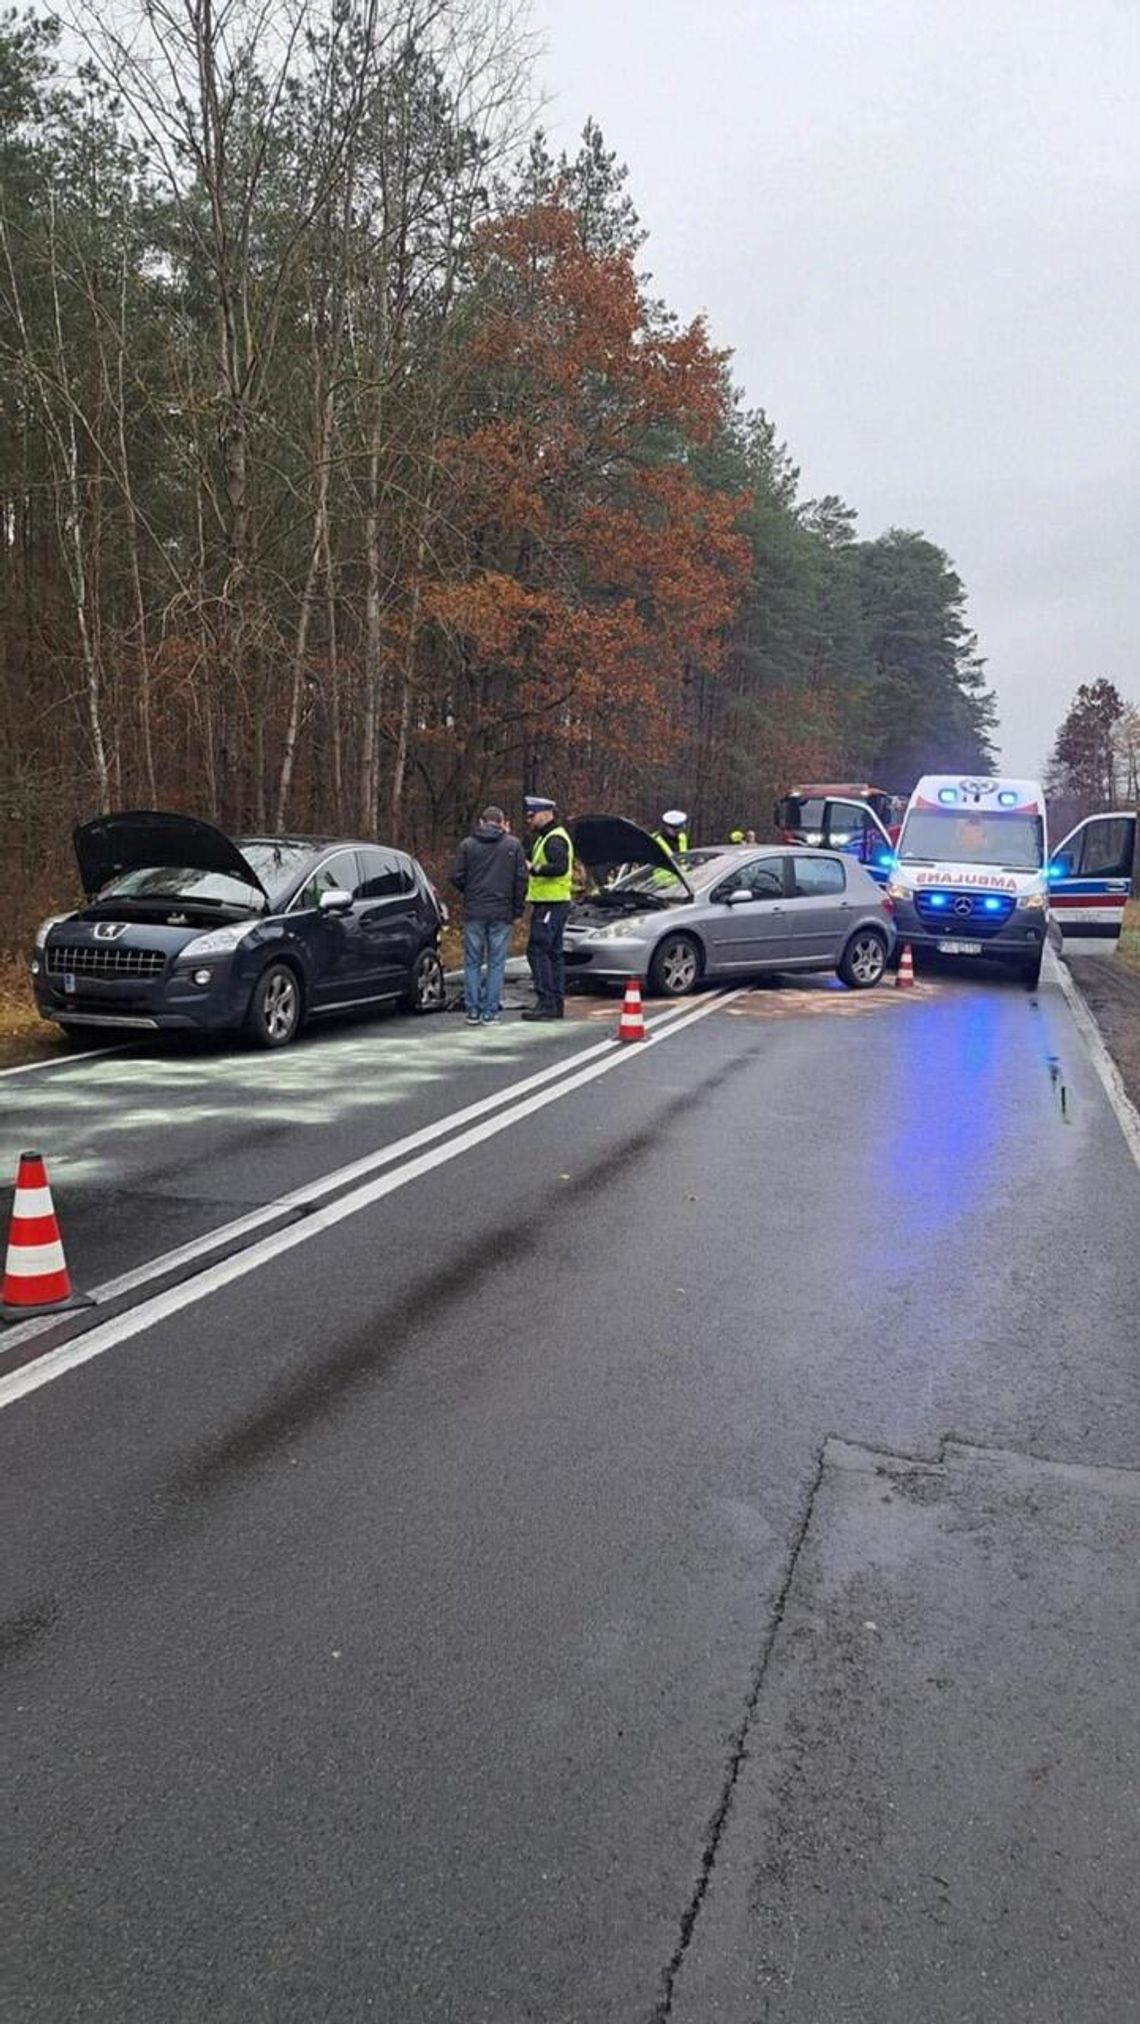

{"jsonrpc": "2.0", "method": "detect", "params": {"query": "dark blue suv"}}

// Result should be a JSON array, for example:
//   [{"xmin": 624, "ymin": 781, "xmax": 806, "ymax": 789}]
[{"xmin": 31, "ymin": 812, "xmax": 446, "ymax": 1048}]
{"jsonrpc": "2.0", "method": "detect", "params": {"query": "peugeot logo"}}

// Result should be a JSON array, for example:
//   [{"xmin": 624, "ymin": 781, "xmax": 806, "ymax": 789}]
[
  {"xmin": 953, "ymin": 896, "xmax": 973, "ymax": 917},
  {"xmin": 94, "ymin": 922, "xmax": 127, "ymax": 940}
]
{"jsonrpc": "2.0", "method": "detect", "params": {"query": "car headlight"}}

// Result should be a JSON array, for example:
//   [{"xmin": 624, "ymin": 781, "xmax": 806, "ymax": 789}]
[
  {"xmin": 1021, "ymin": 891, "xmax": 1046, "ymax": 912},
  {"xmin": 177, "ymin": 922, "xmax": 258, "ymax": 960},
  {"xmin": 34, "ymin": 913, "xmax": 73, "ymax": 949},
  {"xmin": 885, "ymin": 879, "xmax": 912, "ymax": 902},
  {"xmin": 588, "ymin": 916, "xmax": 650, "ymax": 941}
]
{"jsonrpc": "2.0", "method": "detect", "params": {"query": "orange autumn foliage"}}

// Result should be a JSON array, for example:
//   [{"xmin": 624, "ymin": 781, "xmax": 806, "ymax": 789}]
[{"xmin": 422, "ymin": 204, "xmax": 750, "ymax": 783}]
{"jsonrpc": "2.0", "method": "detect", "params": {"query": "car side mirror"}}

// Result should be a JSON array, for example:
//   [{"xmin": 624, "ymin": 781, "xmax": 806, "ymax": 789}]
[
  {"xmin": 1048, "ymin": 853, "xmax": 1073, "ymax": 880},
  {"xmin": 318, "ymin": 887, "xmax": 354, "ymax": 914},
  {"xmin": 724, "ymin": 887, "xmax": 755, "ymax": 907}
]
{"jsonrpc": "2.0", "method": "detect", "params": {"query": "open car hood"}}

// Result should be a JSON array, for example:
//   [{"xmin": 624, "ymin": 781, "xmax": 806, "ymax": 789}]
[
  {"xmin": 73, "ymin": 811, "xmax": 270, "ymax": 900},
  {"xmin": 569, "ymin": 814, "xmax": 695, "ymax": 898}
]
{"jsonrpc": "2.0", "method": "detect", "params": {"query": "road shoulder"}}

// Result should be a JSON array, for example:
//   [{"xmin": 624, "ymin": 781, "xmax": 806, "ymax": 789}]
[
  {"xmin": 1063, "ymin": 955, "xmax": 1140, "ymax": 1117},
  {"xmin": 1053, "ymin": 954, "xmax": 1140, "ymax": 1168}
]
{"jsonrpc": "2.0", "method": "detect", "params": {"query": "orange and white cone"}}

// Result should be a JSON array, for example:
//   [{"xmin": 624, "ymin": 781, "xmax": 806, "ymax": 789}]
[
  {"xmin": 618, "ymin": 978, "xmax": 647, "ymax": 1042},
  {"xmin": 895, "ymin": 943, "xmax": 916, "ymax": 990},
  {"xmin": 1, "ymin": 1152, "xmax": 86, "ymax": 1321}
]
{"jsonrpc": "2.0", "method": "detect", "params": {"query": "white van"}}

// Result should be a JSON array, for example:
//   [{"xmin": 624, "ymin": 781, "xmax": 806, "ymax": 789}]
[{"xmin": 886, "ymin": 776, "xmax": 1136, "ymax": 986}]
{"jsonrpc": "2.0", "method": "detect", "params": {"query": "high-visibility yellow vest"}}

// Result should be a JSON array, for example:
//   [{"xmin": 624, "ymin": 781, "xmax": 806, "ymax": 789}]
[
  {"xmin": 526, "ymin": 824, "xmax": 574, "ymax": 903},
  {"xmin": 653, "ymin": 828, "xmax": 689, "ymax": 857}
]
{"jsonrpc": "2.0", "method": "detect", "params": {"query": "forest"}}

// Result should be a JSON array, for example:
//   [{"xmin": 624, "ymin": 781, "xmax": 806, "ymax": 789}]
[{"xmin": 1, "ymin": 0, "xmax": 998, "ymax": 939}]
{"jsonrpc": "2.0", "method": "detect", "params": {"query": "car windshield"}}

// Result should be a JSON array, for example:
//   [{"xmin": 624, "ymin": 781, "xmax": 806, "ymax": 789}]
[
  {"xmin": 96, "ymin": 863, "xmax": 266, "ymax": 907},
  {"xmin": 94, "ymin": 842, "xmax": 317, "ymax": 909},
  {"xmin": 603, "ymin": 849, "xmax": 757, "ymax": 900},
  {"xmin": 607, "ymin": 860, "xmax": 692, "ymax": 900},
  {"xmin": 898, "ymin": 810, "xmax": 1044, "ymax": 871},
  {"xmin": 237, "ymin": 840, "xmax": 322, "ymax": 904}
]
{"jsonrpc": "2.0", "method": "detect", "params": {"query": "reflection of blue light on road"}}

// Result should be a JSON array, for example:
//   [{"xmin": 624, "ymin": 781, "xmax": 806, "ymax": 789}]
[{"xmin": 868, "ymin": 995, "xmax": 1008, "ymax": 1253}]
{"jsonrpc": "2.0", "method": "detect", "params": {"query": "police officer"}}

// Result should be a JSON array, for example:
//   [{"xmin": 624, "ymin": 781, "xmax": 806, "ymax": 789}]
[
  {"xmin": 728, "ymin": 827, "xmax": 745, "ymax": 845},
  {"xmin": 653, "ymin": 808, "xmax": 690, "ymax": 858},
  {"xmin": 522, "ymin": 794, "xmax": 575, "ymax": 1021}
]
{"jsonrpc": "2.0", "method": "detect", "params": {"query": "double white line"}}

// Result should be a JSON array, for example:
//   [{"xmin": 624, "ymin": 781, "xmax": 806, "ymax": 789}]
[{"xmin": 0, "ymin": 991, "xmax": 744, "ymax": 1412}]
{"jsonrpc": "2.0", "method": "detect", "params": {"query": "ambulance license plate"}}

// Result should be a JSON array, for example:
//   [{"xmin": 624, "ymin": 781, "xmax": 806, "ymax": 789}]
[{"xmin": 937, "ymin": 938, "xmax": 982, "ymax": 956}]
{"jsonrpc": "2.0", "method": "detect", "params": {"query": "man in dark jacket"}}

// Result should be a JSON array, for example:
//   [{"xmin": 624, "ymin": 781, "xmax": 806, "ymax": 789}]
[{"xmin": 449, "ymin": 806, "xmax": 529, "ymax": 1023}]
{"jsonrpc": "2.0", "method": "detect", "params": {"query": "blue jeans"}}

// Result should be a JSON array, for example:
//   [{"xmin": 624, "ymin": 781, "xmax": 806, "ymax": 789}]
[{"xmin": 464, "ymin": 918, "xmax": 512, "ymax": 1018}]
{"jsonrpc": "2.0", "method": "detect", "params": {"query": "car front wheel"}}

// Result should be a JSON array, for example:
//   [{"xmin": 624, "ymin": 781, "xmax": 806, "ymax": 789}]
[
  {"xmin": 838, "ymin": 930, "xmax": 887, "ymax": 990},
  {"xmin": 247, "ymin": 962, "xmax": 303, "ymax": 1047},
  {"xmin": 648, "ymin": 933, "xmax": 701, "ymax": 998},
  {"xmin": 403, "ymin": 946, "xmax": 446, "ymax": 1013}
]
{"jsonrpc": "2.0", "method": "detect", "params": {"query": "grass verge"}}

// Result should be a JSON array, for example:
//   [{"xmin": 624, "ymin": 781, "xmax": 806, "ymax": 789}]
[
  {"xmin": 1118, "ymin": 899, "xmax": 1140, "ymax": 976},
  {"xmin": 0, "ymin": 953, "xmax": 66, "ymax": 1070}
]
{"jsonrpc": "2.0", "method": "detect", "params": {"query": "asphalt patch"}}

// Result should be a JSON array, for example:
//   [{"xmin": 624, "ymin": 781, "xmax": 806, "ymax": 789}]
[{"xmin": 671, "ymin": 1438, "xmax": 1140, "ymax": 2023}]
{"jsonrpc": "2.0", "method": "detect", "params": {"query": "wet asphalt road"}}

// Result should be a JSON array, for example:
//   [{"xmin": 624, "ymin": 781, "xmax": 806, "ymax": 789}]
[{"xmin": 3, "ymin": 967, "xmax": 1139, "ymax": 2021}]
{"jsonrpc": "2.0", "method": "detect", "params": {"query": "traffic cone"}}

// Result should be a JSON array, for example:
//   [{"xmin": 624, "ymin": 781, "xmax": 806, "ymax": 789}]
[
  {"xmin": 1, "ymin": 1152, "xmax": 88, "ymax": 1322},
  {"xmin": 895, "ymin": 943, "xmax": 916, "ymax": 990},
  {"xmin": 617, "ymin": 978, "xmax": 647, "ymax": 1042}
]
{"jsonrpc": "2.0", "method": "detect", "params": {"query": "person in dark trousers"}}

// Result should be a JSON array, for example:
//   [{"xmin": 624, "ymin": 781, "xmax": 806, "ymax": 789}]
[
  {"xmin": 449, "ymin": 805, "xmax": 528, "ymax": 1023},
  {"xmin": 522, "ymin": 794, "xmax": 575, "ymax": 1021}
]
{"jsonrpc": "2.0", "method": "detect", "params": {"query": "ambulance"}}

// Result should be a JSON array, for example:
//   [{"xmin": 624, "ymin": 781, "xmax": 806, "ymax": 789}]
[{"xmin": 885, "ymin": 776, "xmax": 1136, "ymax": 987}]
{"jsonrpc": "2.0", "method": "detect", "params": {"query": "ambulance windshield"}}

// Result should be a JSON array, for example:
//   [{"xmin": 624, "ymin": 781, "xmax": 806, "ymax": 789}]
[{"xmin": 898, "ymin": 810, "xmax": 1044, "ymax": 872}]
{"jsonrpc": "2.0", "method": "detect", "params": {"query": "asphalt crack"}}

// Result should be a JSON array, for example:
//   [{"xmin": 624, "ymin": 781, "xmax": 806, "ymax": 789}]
[{"xmin": 649, "ymin": 1437, "xmax": 830, "ymax": 2024}]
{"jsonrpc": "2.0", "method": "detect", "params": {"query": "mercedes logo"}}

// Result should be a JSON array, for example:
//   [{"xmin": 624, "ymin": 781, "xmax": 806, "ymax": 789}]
[{"xmin": 953, "ymin": 896, "xmax": 973, "ymax": 917}]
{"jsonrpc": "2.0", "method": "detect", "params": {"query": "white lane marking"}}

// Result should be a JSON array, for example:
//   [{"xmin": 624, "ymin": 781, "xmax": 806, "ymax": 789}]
[
  {"xmin": 0, "ymin": 997, "xmax": 697, "ymax": 1356},
  {"xmin": 0, "ymin": 990, "xmax": 743, "ymax": 1410},
  {"xmin": 0, "ymin": 1045, "xmax": 125, "ymax": 1079},
  {"xmin": 1048, "ymin": 949, "xmax": 1140, "ymax": 1173}
]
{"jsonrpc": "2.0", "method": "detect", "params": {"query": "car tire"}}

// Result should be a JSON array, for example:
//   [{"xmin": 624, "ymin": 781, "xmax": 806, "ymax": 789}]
[
  {"xmin": 246, "ymin": 962, "xmax": 303, "ymax": 1047},
  {"xmin": 648, "ymin": 933, "xmax": 701, "ymax": 998},
  {"xmin": 402, "ymin": 946, "xmax": 446, "ymax": 1013},
  {"xmin": 838, "ymin": 929, "xmax": 888, "ymax": 990}
]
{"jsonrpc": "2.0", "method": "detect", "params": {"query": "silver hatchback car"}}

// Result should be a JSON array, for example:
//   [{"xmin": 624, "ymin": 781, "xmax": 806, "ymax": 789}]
[{"xmin": 563, "ymin": 816, "xmax": 896, "ymax": 996}]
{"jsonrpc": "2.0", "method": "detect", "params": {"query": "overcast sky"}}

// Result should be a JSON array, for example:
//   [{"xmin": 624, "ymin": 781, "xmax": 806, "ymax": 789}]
[{"xmin": 533, "ymin": 0, "xmax": 1139, "ymax": 774}]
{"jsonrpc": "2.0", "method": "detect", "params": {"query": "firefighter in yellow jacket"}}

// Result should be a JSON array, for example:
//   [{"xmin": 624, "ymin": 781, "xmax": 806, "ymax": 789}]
[{"xmin": 522, "ymin": 794, "xmax": 575, "ymax": 1021}]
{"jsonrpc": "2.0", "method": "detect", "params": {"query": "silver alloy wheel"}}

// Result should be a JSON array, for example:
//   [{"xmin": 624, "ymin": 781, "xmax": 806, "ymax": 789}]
[
  {"xmin": 657, "ymin": 937, "xmax": 699, "ymax": 994},
  {"xmin": 263, "ymin": 968, "xmax": 299, "ymax": 1041},
  {"xmin": 414, "ymin": 949, "xmax": 446, "ymax": 1010},
  {"xmin": 847, "ymin": 934, "xmax": 886, "ymax": 986}
]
